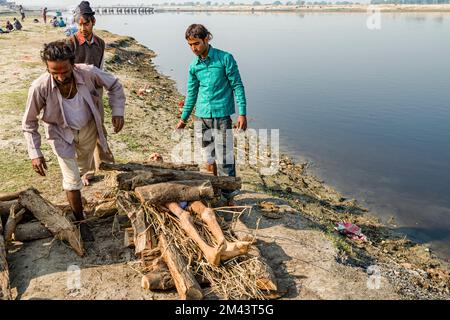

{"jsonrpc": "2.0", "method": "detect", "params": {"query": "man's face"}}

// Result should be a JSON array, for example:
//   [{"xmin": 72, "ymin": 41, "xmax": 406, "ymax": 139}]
[
  {"xmin": 47, "ymin": 60, "xmax": 73, "ymax": 85},
  {"xmin": 187, "ymin": 37, "xmax": 209, "ymax": 57},
  {"xmin": 78, "ymin": 16, "xmax": 95, "ymax": 39}
]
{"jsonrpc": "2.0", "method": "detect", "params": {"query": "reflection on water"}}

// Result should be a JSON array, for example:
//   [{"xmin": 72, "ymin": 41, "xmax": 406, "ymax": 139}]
[{"xmin": 97, "ymin": 12, "xmax": 450, "ymax": 259}]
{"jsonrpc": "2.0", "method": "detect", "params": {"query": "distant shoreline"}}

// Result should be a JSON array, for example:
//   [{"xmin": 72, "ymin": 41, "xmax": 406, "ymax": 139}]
[
  {"xmin": 154, "ymin": 4, "xmax": 450, "ymax": 13},
  {"xmin": 2, "ymin": 4, "xmax": 450, "ymax": 15}
]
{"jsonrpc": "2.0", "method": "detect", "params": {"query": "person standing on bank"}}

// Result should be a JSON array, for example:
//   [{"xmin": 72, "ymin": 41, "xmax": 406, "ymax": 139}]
[
  {"xmin": 68, "ymin": 1, "xmax": 113, "ymax": 185},
  {"xmin": 42, "ymin": 7, "xmax": 47, "ymax": 24},
  {"xmin": 22, "ymin": 41, "xmax": 126, "ymax": 241},
  {"xmin": 19, "ymin": 5, "xmax": 25, "ymax": 22},
  {"xmin": 175, "ymin": 24, "xmax": 247, "ymax": 205}
]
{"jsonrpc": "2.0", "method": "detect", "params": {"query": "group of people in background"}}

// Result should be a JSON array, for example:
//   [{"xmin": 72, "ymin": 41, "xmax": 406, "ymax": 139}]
[
  {"xmin": 51, "ymin": 16, "xmax": 66, "ymax": 28},
  {"xmin": 0, "ymin": 4, "xmax": 25, "ymax": 34},
  {"xmin": 41, "ymin": 6, "xmax": 68, "ymax": 28},
  {"xmin": 0, "ymin": 18, "xmax": 22, "ymax": 33},
  {"xmin": 3, "ymin": 4, "xmax": 77, "ymax": 34}
]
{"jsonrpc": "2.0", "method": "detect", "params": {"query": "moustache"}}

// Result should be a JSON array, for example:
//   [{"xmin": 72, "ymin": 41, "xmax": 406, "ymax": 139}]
[{"xmin": 55, "ymin": 77, "xmax": 72, "ymax": 85}]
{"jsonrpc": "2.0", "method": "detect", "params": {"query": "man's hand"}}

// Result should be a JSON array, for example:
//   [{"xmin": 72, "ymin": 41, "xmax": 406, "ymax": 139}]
[
  {"xmin": 31, "ymin": 157, "xmax": 47, "ymax": 176},
  {"xmin": 175, "ymin": 119, "xmax": 187, "ymax": 130},
  {"xmin": 112, "ymin": 116, "xmax": 124, "ymax": 133},
  {"xmin": 148, "ymin": 152, "xmax": 163, "ymax": 162},
  {"xmin": 236, "ymin": 115, "xmax": 247, "ymax": 131}
]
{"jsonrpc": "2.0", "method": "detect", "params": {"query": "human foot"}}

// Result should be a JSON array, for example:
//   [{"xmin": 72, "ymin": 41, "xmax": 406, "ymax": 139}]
[
  {"xmin": 79, "ymin": 222, "xmax": 94, "ymax": 242},
  {"xmin": 203, "ymin": 240, "xmax": 226, "ymax": 266},
  {"xmin": 220, "ymin": 241, "xmax": 251, "ymax": 261}
]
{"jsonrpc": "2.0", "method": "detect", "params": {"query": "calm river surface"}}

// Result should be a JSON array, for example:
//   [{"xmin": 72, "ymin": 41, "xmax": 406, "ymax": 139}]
[{"xmin": 97, "ymin": 12, "xmax": 450, "ymax": 259}]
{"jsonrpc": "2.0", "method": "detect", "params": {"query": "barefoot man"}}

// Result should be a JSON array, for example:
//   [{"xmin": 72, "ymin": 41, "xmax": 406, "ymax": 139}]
[{"xmin": 22, "ymin": 41, "xmax": 125, "ymax": 241}]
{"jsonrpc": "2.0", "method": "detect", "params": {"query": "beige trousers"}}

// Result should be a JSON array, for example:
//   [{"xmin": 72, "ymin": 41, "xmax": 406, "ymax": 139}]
[{"xmin": 56, "ymin": 120, "xmax": 98, "ymax": 191}]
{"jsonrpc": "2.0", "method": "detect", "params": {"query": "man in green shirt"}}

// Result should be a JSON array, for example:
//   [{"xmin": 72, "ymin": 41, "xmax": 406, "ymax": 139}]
[{"xmin": 175, "ymin": 24, "xmax": 247, "ymax": 204}]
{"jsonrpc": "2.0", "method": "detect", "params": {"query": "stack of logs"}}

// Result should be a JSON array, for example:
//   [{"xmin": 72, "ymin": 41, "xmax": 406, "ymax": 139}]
[
  {"xmin": 102, "ymin": 161, "xmax": 278, "ymax": 300},
  {"xmin": 0, "ymin": 161, "xmax": 278, "ymax": 300}
]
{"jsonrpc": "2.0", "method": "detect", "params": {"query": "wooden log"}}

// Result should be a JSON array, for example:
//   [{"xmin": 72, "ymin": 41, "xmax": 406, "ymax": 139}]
[
  {"xmin": 0, "ymin": 222, "xmax": 11, "ymax": 300},
  {"xmin": 135, "ymin": 180, "xmax": 214, "ymax": 205},
  {"xmin": 116, "ymin": 171, "xmax": 174, "ymax": 191},
  {"xmin": 0, "ymin": 200, "xmax": 18, "ymax": 223},
  {"xmin": 117, "ymin": 170, "xmax": 241, "ymax": 192},
  {"xmin": 18, "ymin": 188, "xmax": 84, "ymax": 257},
  {"xmin": 0, "ymin": 189, "xmax": 27, "ymax": 202},
  {"xmin": 94, "ymin": 200, "xmax": 118, "ymax": 218},
  {"xmin": 116, "ymin": 192, "xmax": 154, "ymax": 255},
  {"xmin": 4, "ymin": 203, "xmax": 26, "ymax": 241},
  {"xmin": 141, "ymin": 271, "xmax": 174, "ymax": 290},
  {"xmin": 159, "ymin": 233, "xmax": 203, "ymax": 300},
  {"xmin": 232, "ymin": 219, "xmax": 278, "ymax": 292},
  {"xmin": 13, "ymin": 221, "xmax": 52, "ymax": 242},
  {"xmin": 140, "ymin": 247, "xmax": 171, "ymax": 290},
  {"xmin": 141, "ymin": 271, "xmax": 209, "ymax": 290},
  {"xmin": 99, "ymin": 161, "xmax": 199, "ymax": 172},
  {"xmin": 141, "ymin": 255, "xmax": 175, "ymax": 290},
  {"xmin": 123, "ymin": 227, "xmax": 134, "ymax": 248},
  {"xmin": 139, "ymin": 245, "xmax": 209, "ymax": 291}
]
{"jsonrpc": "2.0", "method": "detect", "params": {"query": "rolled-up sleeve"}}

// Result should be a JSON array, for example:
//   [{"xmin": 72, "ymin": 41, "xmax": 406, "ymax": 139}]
[
  {"xmin": 224, "ymin": 54, "xmax": 247, "ymax": 116},
  {"xmin": 22, "ymin": 85, "xmax": 45, "ymax": 159},
  {"xmin": 93, "ymin": 66, "xmax": 126, "ymax": 117},
  {"xmin": 181, "ymin": 65, "xmax": 199, "ymax": 121}
]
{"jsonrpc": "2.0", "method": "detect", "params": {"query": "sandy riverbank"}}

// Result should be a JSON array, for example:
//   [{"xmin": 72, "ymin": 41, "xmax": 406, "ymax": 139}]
[{"xmin": 0, "ymin": 16, "xmax": 448, "ymax": 300}]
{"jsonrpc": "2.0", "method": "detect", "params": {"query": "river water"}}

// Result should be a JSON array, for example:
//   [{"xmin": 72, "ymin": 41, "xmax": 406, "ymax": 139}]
[{"xmin": 96, "ymin": 11, "xmax": 450, "ymax": 259}]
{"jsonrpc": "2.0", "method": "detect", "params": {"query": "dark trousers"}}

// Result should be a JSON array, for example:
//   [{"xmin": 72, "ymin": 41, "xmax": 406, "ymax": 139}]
[{"xmin": 195, "ymin": 116, "xmax": 237, "ymax": 198}]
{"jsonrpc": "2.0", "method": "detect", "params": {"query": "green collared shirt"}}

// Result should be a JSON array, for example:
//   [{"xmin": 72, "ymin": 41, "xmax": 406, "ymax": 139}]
[{"xmin": 181, "ymin": 46, "xmax": 247, "ymax": 121}]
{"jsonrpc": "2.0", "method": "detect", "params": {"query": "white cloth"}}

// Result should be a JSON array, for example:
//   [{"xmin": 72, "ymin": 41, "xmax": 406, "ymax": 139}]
[{"xmin": 62, "ymin": 92, "xmax": 93, "ymax": 130}]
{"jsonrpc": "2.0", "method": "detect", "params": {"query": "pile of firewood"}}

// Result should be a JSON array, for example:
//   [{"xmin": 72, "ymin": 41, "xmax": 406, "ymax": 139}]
[
  {"xmin": 104, "ymin": 161, "xmax": 278, "ymax": 299},
  {"xmin": 0, "ymin": 188, "xmax": 84, "ymax": 300},
  {"xmin": 0, "ymin": 161, "xmax": 278, "ymax": 300}
]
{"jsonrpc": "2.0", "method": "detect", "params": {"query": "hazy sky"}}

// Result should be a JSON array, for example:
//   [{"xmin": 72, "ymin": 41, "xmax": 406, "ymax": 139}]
[{"xmin": 19, "ymin": 0, "xmax": 369, "ymax": 7}]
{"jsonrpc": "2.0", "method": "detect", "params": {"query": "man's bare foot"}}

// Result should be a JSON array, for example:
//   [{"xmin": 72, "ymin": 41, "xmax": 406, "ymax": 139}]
[
  {"xmin": 203, "ymin": 239, "xmax": 226, "ymax": 266},
  {"xmin": 220, "ymin": 241, "xmax": 251, "ymax": 262}
]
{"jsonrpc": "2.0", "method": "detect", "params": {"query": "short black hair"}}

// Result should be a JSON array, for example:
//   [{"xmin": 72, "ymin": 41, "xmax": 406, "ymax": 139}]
[
  {"xmin": 185, "ymin": 24, "xmax": 212, "ymax": 41},
  {"xmin": 40, "ymin": 40, "xmax": 75, "ymax": 64}
]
